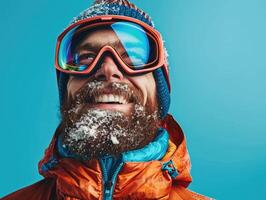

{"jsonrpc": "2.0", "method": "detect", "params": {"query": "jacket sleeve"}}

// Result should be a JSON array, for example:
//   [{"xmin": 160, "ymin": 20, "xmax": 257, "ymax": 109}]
[{"xmin": 1, "ymin": 178, "xmax": 56, "ymax": 200}]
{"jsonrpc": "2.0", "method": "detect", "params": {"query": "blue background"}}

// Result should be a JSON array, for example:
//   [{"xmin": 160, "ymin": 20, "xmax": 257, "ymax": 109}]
[{"xmin": 1, "ymin": 0, "xmax": 266, "ymax": 199}]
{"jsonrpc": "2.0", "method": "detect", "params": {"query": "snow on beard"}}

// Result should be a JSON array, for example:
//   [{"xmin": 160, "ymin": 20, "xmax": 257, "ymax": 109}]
[{"xmin": 59, "ymin": 80, "xmax": 160, "ymax": 160}]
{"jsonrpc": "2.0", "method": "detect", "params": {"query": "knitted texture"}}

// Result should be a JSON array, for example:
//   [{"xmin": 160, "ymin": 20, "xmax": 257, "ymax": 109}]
[{"xmin": 57, "ymin": 0, "xmax": 170, "ymax": 118}]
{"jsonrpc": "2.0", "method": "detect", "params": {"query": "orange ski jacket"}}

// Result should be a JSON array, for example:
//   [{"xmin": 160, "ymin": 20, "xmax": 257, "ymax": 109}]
[{"xmin": 3, "ymin": 115, "xmax": 213, "ymax": 200}]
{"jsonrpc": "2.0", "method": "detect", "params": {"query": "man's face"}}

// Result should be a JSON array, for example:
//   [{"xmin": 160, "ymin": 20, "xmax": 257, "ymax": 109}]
[{"xmin": 58, "ymin": 27, "xmax": 160, "ymax": 160}]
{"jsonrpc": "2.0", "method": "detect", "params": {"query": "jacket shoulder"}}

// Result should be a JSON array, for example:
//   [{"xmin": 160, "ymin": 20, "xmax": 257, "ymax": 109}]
[{"xmin": 2, "ymin": 178, "xmax": 56, "ymax": 200}]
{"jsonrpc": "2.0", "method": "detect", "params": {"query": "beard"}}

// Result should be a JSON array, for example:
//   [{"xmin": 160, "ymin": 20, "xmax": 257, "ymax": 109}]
[{"xmin": 58, "ymin": 80, "xmax": 160, "ymax": 160}]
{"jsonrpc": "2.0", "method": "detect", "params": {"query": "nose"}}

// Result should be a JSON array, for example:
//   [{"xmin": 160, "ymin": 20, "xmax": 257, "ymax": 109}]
[{"xmin": 94, "ymin": 55, "xmax": 124, "ymax": 81}]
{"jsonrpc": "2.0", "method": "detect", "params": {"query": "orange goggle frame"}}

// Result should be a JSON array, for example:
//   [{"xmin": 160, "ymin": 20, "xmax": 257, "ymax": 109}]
[{"xmin": 55, "ymin": 15, "xmax": 170, "ymax": 90}]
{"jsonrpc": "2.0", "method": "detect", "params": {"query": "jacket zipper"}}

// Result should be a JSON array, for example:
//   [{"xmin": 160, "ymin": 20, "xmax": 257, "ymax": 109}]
[{"xmin": 99, "ymin": 159, "xmax": 124, "ymax": 200}]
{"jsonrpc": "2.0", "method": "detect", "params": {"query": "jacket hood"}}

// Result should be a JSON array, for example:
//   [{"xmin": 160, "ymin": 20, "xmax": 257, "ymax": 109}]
[{"xmin": 38, "ymin": 114, "xmax": 193, "ymax": 199}]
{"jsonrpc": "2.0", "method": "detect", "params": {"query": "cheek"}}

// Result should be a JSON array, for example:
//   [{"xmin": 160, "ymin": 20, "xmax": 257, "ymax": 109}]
[
  {"xmin": 145, "ymin": 78, "xmax": 157, "ymax": 107},
  {"xmin": 129, "ymin": 73, "xmax": 157, "ymax": 106},
  {"xmin": 67, "ymin": 77, "xmax": 88, "ymax": 99}
]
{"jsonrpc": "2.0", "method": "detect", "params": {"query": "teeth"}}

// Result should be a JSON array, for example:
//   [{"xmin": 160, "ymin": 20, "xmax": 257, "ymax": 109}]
[
  {"xmin": 118, "ymin": 96, "xmax": 123, "ymax": 103},
  {"xmin": 98, "ymin": 96, "xmax": 103, "ymax": 102},
  {"xmin": 95, "ymin": 95, "xmax": 128, "ymax": 104}
]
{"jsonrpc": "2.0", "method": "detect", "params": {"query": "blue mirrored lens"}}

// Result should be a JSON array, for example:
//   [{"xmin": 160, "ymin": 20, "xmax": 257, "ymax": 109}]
[
  {"xmin": 111, "ymin": 22, "xmax": 152, "ymax": 69},
  {"xmin": 58, "ymin": 26, "xmax": 89, "ymax": 71}
]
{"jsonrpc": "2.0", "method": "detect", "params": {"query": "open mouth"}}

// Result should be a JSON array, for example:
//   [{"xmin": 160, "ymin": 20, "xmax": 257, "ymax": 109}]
[
  {"xmin": 82, "ymin": 93, "xmax": 134, "ymax": 113},
  {"xmin": 94, "ymin": 94, "xmax": 129, "ymax": 104},
  {"xmin": 83, "ymin": 90, "xmax": 136, "ymax": 106},
  {"xmin": 76, "ymin": 81, "xmax": 143, "ymax": 107}
]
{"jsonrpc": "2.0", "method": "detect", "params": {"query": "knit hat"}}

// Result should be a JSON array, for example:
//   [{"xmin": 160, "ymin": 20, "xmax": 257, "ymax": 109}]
[{"xmin": 57, "ymin": 0, "xmax": 170, "ymax": 118}]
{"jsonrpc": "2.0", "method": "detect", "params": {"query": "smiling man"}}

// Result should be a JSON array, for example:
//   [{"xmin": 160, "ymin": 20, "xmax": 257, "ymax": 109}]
[{"xmin": 3, "ymin": 0, "xmax": 212, "ymax": 200}]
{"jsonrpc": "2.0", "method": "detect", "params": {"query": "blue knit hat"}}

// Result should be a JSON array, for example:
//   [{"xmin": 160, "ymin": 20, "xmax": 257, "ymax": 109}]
[{"xmin": 57, "ymin": 0, "xmax": 170, "ymax": 118}]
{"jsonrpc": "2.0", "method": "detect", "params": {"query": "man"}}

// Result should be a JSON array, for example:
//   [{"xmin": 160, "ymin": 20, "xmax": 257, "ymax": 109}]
[{"xmin": 3, "ymin": 0, "xmax": 213, "ymax": 199}]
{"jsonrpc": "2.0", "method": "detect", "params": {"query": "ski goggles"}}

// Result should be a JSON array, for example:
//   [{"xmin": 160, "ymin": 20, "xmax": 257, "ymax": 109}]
[{"xmin": 55, "ymin": 15, "xmax": 169, "ymax": 78}]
